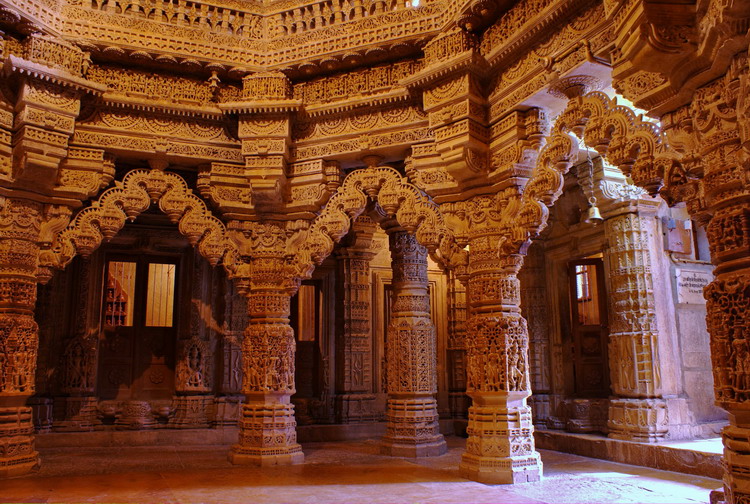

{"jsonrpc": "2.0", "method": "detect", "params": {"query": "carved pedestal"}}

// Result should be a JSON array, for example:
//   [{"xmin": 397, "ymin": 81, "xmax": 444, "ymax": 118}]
[
  {"xmin": 459, "ymin": 253, "xmax": 542, "ymax": 484},
  {"xmin": 229, "ymin": 279, "xmax": 303, "ymax": 466},
  {"xmin": 0, "ymin": 199, "xmax": 43, "ymax": 477},
  {"xmin": 115, "ymin": 401, "xmax": 155, "ymax": 430},
  {"xmin": 381, "ymin": 231, "xmax": 446, "ymax": 458},
  {"xmin": 171, "ymin": 396, "xmax": 212, "ymax": 429},
  {"xmin": 54, "ymin": 396, "xmax": 98, "ymax": 432}
]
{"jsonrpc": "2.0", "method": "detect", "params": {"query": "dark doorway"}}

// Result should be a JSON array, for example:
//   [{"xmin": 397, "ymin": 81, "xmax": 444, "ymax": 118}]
[
  {"xmin": 568, "ymin": 258, "xmax": 610, "ymax": 398},
  {"xmin": 98, "ymin": 255, "xmax": 180, "ymax": 400}
]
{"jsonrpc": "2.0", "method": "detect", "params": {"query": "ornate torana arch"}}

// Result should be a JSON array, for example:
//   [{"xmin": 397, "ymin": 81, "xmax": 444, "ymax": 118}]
[
  {"xmin": 40, "ymin": 169, "xmax": 237, "ymax": 278},
  {"xmin": 503, "ymin": 90, "xmax": 681, "ymax": 252},
  {"xmin": 294, "ymin": 164, "xmax": 465, "ymax": 277}
]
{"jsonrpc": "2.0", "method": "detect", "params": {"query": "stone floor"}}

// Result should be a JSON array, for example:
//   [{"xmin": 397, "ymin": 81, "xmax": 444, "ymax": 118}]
[{"xmin": 3, "ymin": 436, "xmax": 720, "ymax": 503}]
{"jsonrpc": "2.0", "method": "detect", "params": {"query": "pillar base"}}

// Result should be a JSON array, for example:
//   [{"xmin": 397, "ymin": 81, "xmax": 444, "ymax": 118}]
[
  {"xmin": 608, "ymin": 398, "xmax": 668, "ymax": 442},
  {"xmin": 0, "ymin": 407, "xmax": 40, "ymax": 478},
  {"xmin": 228, "ymin": 446, "xmax": 304, "ymax": 466},
  {"xmin": 53, "ymin": 396, "xmax": 98, "ymax": 432},
  {"xmin": 170, "ymin": 395, "xmax": 212, "ymax": 429},
  {"xmin": 230, "ymin": 402, "xmax": 304, "ymax": 467},
  {"xmin": 460, "ymin": 398, "xmax": 543, "ymax": 485},
  {"xmin": 459, "ymin": 452, "xmax": 542, "ymax": 484},
  {"xmin": 380, "ymin": 397, "xmax": 446, "ymax": 458},
  {"xmin": 381, "ymin": 438, "xmax": 447, "ymax": 458}
]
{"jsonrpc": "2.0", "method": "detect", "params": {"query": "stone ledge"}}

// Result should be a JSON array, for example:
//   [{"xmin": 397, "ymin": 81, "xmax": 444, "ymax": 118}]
[
  {"xmin": 35, "ymin": 427, "xmax": 240, "ymax": 448},
  {"xmin": 534, "ymin": 429, "xmax": 722, "ymax": 480},
  {"xmin": 34, "ymin": 420, "xmax": 461, "ymax": 447}
]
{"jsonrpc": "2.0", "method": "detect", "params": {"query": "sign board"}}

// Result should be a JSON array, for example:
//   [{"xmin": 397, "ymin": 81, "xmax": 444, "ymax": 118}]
[{"xmin": 675, "ymin": 268, "xmax": 712, "ymax": 304}]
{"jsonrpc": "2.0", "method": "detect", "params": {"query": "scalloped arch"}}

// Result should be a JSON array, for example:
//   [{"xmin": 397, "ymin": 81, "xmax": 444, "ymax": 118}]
[
  {"xmin": 42, "ymin": 169, "xmax": 237, "ymax": 275},
  {"xmin": 502, "ymin": 90, "xmax": 681, "ymax": 254},
  {"xmin": 295, "ymin": 165, "xmax": 465, "ymax": 277}
]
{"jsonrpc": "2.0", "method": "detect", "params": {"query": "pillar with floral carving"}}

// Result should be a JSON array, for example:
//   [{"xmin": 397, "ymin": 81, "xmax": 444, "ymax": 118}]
[
  {"xmin": 676, "ymin": 60, "xmax": 750, "ymax": 504},
  {"xmin": 458, "ymin": 230, "xmax": 542, "ymax": 484},
  {"xmin": 229, "ymin": 256, "xmax": 304, "ymax": 466},
  {"xmin": 0, "ymin": 198, "xmax": 42, "ymax": 476},
  {"xmin": 335, "ymin": 218, "xmax": 379, "ymax": 423},
  {"xmin": 380, "ymin": 230, "xmax": 446, "ymax": 457}
]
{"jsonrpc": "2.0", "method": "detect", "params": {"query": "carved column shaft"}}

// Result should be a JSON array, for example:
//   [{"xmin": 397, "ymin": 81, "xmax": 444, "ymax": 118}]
[
  {"xmin": 335, "ymin": 247, "xmax": 377, "ymax": 422},
  {"xmin": 518, "ymin": 244, "xmax": 552, "ymax": 427},
  {"xmin": 0, "ymin": 198, "xmax": 42, "ymax": 476},
  {"xmin": 55, "ymin": 257, "xmax": 99, "ymax": 432},
  {"xmin": 381, "ymin": 231, "xmax": 446, "ymax": 457},
  {"xmin": 172, "ymin": 253, "xmax": 212, "ymax": 429},
  {"xmin": 215, "ymin": 276, "xmax": 246, "ymax": 427},
  {"xmin": 603, "ymin": 210, "xmax": 668, "ymax": 442},
  {"xmin": 229, "ymin": 257, "xmax": 303, "ymax": 466},
  {"xmin": 459, "ymin": 236, "xmax": 542, "ymax": 484},
  {"xmin": 447, "ymin": 270, "xmax": 469, "ymax": 419},
  {"xmin": 688, "ymin": 61, "xmax": 750, "ymax": 503},
  {"xmin": 706, "ymin": 200, "xmax": 750, "ymax": 504}
]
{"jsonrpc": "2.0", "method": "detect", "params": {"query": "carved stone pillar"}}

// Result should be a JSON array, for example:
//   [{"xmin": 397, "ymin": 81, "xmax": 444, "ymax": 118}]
[
  {"xmin": 55, "ymin": 258, "xmax": 98, "ymax": 432},
  {"xmin": 518, "ymin": 243, "xmax": 552, "ymax": 427},
  {"xmin": 685, "ymin": 58, "xmax": 750, "ymax": 504},
  {"xmin": 229, "ymin": 257, "xmax": 303, "ymax": 466},
  {"xmin": 447, "ymin": 270, "xmax": 469, "ymax": 419},
  {"xmin": 0, "ymin": 198, "xmax": 42, "ymax": 477},
  {"xmin": 215, "ymin": 277, "xmax": 245, "ymax": 426},
  {"xmin": 380, "ymin": 230, "xmax": 446, "ymax": 457},
  {"xmin": 172, "ymin": 254, "xmax": 213, "ymax": 429},
  {"xmin": 335, "ymin": 219, "xmax": 378, "ymax": 423},
  {"xmin": 459, "ymin": 241, "xmax": 542, "ymax": 484},
  {"xmin": 603, "ymin": 209, "xmax": 668, "ymax": 442}
]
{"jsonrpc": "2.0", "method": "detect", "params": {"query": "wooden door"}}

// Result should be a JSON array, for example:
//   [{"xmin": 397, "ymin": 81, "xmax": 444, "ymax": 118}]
[
  {"xmin": 99, "ymin": 256, "xmax": 179, "ymax": 400},
  {"xmin": 568, "ymin": 258, "xmax": 610, "ymax": 398}
]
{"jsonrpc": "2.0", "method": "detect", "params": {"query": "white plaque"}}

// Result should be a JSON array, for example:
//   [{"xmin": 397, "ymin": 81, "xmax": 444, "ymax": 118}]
[{"xmin": 675, "ymin": 268, "xmax": 712, "ymax": 304}]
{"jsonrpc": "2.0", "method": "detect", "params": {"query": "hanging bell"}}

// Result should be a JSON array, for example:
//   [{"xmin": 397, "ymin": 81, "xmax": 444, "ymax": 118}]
[{"xmin": 583, "ymin": 196, "xmax": 603, "ymax": 225}]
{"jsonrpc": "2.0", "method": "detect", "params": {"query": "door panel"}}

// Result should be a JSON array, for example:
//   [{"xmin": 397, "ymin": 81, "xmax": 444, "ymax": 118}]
[
  {"xmin": 98, "ymin": 256, "xmax": 178, "ymax": 400},
  {"xmin": 568, "ymin": 259, "xmax": 610, "ymax": 398}
]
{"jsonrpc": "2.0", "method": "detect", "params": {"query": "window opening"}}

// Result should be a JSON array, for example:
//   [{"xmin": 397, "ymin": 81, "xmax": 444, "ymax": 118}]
[
  {"xmin": 105, "ymin": 261, "xmax": 136, "ymax": 327},
  {"xmin": 145, "ymin": 263, "xmax": 176, "ymax": 327},
  {"xmin": 574, "ymin": 264, "xmax": 600, "ymax": 326}
]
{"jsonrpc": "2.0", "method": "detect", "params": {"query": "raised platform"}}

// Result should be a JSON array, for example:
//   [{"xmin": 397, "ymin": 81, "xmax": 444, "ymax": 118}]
[
  {"xmin": 35, "ymin": 420, "xmax": 461, "ymax": 448},
  {"xmin": 33, "ymin": 423, "xmax": 722, "ymax": 481},
  {"xmin": 534, "ymin": 429, "xmax": 723, "ymax": 480}
]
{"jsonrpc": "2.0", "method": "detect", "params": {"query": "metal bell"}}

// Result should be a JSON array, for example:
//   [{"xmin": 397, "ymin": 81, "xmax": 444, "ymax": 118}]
[{"xmin": 583, "ymin": 197, "xmax": 603, "ymax": 225}]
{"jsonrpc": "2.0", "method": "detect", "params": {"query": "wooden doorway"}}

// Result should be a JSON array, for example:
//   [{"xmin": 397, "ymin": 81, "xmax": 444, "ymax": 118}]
[
  {"xmin": 568, "ymin": 258, "xmax": 610, "ymax": 398},
  {"xmin": 98, "ymin": 255, "xmax": 180, "ymax": 400}
]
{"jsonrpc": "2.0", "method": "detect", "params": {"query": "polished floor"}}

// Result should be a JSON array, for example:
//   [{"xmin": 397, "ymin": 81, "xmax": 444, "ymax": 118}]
[{"xmin": 3, "ymin": 436, "xmax": 720, "ymax": 503}]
